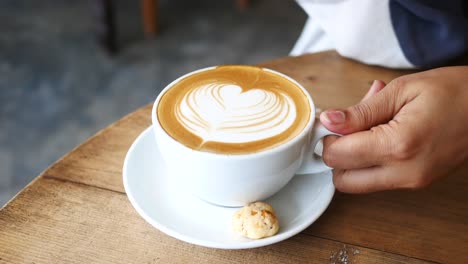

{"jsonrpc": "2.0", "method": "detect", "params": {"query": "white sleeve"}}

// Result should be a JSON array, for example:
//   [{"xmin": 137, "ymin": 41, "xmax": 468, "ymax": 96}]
[
  {"xmin": 290, "ymin": 18, "xmax": 334, "ymax": 56},
  {"xmin": 293, "ymin": 0, "xmax": 414, "ymax": 69}
]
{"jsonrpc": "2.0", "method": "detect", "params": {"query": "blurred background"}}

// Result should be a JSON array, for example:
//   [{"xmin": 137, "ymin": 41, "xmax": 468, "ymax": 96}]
[{"xmin": 0, "ymin": 0, "xmax": 306, "ymax": 206}]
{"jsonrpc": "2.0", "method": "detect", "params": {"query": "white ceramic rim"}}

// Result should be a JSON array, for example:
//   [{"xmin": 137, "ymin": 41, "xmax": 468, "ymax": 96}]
[
  {"xmin": 151, "ymin": 65, "xmax": 317, "ymax": 160},
  {"xmin": 123, "ymin": 126, "xmax": 335, "ymax": 249}
]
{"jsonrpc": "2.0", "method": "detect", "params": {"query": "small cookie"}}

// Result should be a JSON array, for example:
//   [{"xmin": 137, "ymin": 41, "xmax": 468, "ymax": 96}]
[{"xmin": 232, "ymin": 202, "xmax": 279, "ymax": 239}]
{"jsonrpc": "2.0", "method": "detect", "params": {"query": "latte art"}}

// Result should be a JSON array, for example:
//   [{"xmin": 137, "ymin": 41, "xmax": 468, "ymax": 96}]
[
  {"xmin": 157, "ymin": 66, "xmax": 311, "ymax": 154},
  {"xmin": 177, "ymin": 83, "xmax": 296, "ymax": 143}
]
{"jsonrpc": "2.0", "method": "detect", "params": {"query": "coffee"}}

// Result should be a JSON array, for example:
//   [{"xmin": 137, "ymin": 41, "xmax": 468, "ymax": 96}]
[{"xmin": 156, "ymin": 65, "xmax": 311, "ymax": 154}]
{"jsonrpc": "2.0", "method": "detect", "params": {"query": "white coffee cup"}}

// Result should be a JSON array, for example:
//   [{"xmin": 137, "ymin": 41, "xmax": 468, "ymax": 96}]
[{"xmin": 152, "ymin": 66, "xmax": 338, "ymax": 207}]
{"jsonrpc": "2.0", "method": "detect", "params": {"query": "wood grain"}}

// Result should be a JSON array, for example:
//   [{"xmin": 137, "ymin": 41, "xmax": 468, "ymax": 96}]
[
  {"xmin": 307, "ymin": 170, "xmax": 468, "ymax": 263},
  {"xmin": 44, "ymin": 105, "xmax": 151, "ymax": 192},
  {"xmin": 1, "ymin": 51, "xmax": 466, "ymax": 263},
  {"xmin": 0, "ymin": 177, "xmax": 431, "ymax": 264}
]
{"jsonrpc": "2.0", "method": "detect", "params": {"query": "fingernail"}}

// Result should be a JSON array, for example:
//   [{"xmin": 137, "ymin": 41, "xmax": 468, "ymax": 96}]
[
  {"xmin": 322, "ymin": 110, "xmax": 346, "ymax": 124},
  {"xmin": 365, "ymin": 80, "xmax": 379, "ymax": 96},
  {"xmin": 362, "ymin": 80, "xmax": 384, "ymax": 102},
  {"xmin": 369, "ymin": 80, "xmax": 380, "ymax": 92}
]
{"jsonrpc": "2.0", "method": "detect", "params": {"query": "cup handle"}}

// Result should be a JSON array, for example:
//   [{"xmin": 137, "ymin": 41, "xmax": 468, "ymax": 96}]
[{"xmin": 296, "ymin": 122, "xmax": 341, "ymax": 175}]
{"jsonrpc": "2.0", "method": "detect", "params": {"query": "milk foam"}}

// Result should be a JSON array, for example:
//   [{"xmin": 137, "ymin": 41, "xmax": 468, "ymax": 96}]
[{"xmin": 175, "ymin": 83, "xmax": 296, "ymax": 143}]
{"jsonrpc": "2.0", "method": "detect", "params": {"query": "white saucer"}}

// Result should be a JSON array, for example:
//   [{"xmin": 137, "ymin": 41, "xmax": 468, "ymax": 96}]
[{"xmin": 123, "ymin": 126, "xmax": 335, "ymax": 249}]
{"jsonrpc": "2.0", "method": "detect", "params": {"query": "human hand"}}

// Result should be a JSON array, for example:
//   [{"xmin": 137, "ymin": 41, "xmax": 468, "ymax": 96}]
[{"xmin": 320, "ymin": 66, "xmax": 468, "ymax": 193}]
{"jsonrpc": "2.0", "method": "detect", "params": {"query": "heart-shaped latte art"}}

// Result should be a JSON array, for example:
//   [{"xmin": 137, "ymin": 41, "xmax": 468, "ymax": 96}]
[{"xmin": 175, "ymin": 83, "xmax": 296, "ymax": 143}]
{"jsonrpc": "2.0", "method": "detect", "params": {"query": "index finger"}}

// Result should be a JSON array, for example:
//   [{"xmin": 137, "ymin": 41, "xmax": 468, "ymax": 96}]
[{"xmin": 322, "ymin": 125, "xmax": 392, "ymax": 169}]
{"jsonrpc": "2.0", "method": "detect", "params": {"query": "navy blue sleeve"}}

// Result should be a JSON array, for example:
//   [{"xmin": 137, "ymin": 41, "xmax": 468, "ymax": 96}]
[{"xmin": 390, "ymin": 0, "xmax": 468, "ymax": 68}]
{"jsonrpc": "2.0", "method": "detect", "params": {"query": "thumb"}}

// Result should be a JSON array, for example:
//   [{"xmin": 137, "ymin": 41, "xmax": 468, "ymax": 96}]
[{"xmin": 320, "ymin": 80, "xmax": 402, "ymax": 134}]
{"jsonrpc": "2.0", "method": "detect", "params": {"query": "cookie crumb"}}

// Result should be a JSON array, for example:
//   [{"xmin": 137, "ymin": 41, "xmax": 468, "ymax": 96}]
[{"xmin": 330, "ymin": 245, "xmax": 360, "ymax": 264}]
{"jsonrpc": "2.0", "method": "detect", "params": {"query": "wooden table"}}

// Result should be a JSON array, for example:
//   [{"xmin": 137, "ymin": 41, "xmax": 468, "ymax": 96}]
[{"xmin": 1, "ymin": 51, "xmax": 467, "ymax": 263}]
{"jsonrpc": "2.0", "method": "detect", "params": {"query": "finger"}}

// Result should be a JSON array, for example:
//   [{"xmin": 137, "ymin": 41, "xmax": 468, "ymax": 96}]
[
  {"xmin": 322, "ymin": 128, "xmax": 389, "ymax": 169},
  {"xmin": 361, "ymin": 80, "xmax": 386, "ymax": 101},
  {"xmin": 320, "ymin": 80, "xmax": 404, "ymax": 134},
  {"xmin": 332, "ymin": 166, "xmax": 398, "ymax": 193}
]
